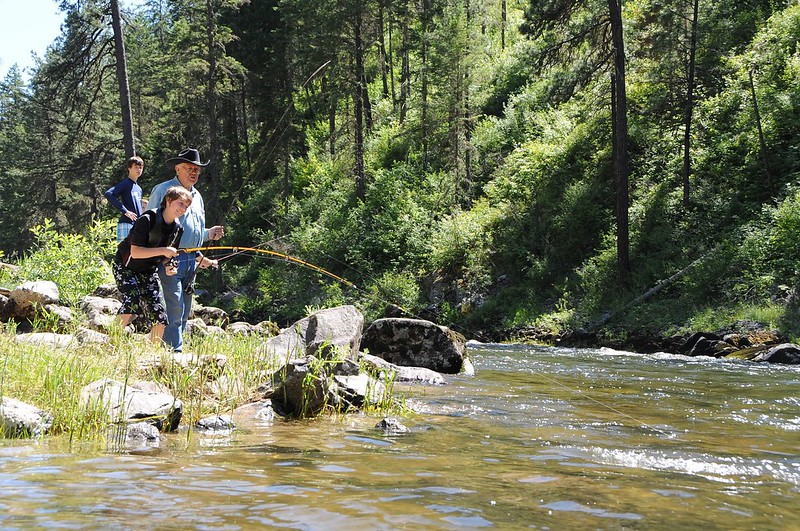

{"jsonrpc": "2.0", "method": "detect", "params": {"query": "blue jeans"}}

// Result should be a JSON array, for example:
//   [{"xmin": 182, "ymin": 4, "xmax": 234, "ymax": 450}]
[{"xmin": 157, "ymin": 255, "xmax": 197, "ymax": 352}]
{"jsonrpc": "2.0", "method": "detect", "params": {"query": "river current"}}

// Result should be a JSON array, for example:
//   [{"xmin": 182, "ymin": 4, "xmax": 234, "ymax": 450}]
[{"xmin": 1, "ymin": 343, "xmax": 798, "ymax": 529}]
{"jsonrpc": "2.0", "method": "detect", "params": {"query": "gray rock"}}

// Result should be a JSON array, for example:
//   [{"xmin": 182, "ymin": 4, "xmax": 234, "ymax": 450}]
[
  {"xmin": 306, "ymin": 305, "xmax": 364, "ymax": 360},
  {"xmin": 0, "ymin": 397, "xmax": 52, "ymax": 438},
  {"xmin": 359, "ymin": 352, "xmax": 446, "ymax": 385},
  {"xmin": 74, "ymin": 326, "xmax": 111, "ymax": 345},
  {"xmin": 10, "ymin": 281, "xmax": 59, "ymax": 318},
  {"xmin": 753, "ymin": 343, "xmax": 800, "ymax": 364},
  {"xmin": 195, "ymin": 414, "xmax": 235, "ymax": 431},
  {"xmin": 256, "ymin": 318, "xmax": 310, "ymax": 366},
  {"xmin": 80, "ymin": 378, "xmax": 183, "ymax": 432},
  {"xmin": 192, "ymin": 304, "xmax": 229, "ymax": 328},
  {"xmin": 375, "ymin": 417, "xmax": 409, "ymax": 435},
  {"xmin": 16, "ymin": 332, "xmax": 75, "ymax": 348},
  {"xmin": 232, "ymin": 400, "xmax": 276, "ymax": 425}
]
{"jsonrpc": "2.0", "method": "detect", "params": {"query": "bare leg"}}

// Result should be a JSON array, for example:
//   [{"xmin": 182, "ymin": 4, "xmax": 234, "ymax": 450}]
[
  {"xmin": 150, "ymin": 323, "xmax": 165, "ymax": 344},
  {"xmin": 115, "ymin": 314, "xmax": 133, "ymax": 329}
]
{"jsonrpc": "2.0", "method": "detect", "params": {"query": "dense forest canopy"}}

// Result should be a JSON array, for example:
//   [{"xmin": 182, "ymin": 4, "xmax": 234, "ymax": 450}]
[{"xmin": 1, "ymin": 0, "xmax": 799, "ymax": 340}]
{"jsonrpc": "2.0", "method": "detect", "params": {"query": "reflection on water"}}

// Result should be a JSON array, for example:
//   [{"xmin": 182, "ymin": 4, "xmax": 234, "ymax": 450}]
[{"xmin": 1, "ymin": 344, "xmax": 799, "ymax": 529}]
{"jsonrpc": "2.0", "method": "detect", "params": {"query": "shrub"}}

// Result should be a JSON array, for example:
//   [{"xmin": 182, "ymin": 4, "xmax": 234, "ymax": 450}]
[{"xmin": 1, "ymin": 218, "xmax": 115, "ymax": 305}]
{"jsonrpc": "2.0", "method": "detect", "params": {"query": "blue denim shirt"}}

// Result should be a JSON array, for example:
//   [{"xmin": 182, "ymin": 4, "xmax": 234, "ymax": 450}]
[{"xmin": 148, "ymin": 177, "xmax": 210, "ymax": 263}]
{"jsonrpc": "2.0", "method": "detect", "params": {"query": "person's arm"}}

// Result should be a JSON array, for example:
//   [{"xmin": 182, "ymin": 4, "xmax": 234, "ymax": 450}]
[
  {"xmin": 130, "ymin": 245, "xmax": 179, "ymax": 260},
  {"xmin": 104, "ymin": 179, "xmax": 131, "ymax": 215},
  {"xmin": 205, "ymin": 225, "xmax": 224, "ymax": 242}
]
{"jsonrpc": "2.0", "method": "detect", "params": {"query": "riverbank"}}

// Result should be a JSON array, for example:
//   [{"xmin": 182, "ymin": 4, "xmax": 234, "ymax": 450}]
[{"xmin": 499, "ymin": 318, "xmax": 800, "ymax": 364}]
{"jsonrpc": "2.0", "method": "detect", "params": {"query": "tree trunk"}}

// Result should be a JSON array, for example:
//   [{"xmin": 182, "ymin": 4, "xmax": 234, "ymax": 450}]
[
  {"xmin": 379, "ymin": 2, "xmax": 389, "ymax": 99},
  {"xmin": 421, "ymin": 0, "xmax": 430, "ymax": 172},
  {"xmin": 110, "ymin": 0, "xmax": 135, "ymax": 157},
  {"xmin": 388, "ymin": 7, "xmax": 396, "ymax": 109},
  {"xmin": 399, "ymin": 1, "xmax": 410, "ymax": 123},
  {"xmin": 206, "ymin": 0, "xmax": 221, "ymax": 224},
  {"xmin": 608, "ymin": 0, "xmax": 630, "ymax": 286},
  {"xmin": 682, "ymin": 0, "xmax": 698, "ymax": 208},
  {"xmin": 501, "ymin": 0, "xmax": 507, "ymax": 50},
  {"xmin": 749, "ymin": 68, "xmax": 775, "ymax": 198},
  {"xmin": 354, "ymin": 10, "xmax": 366, "ymax": 199},
  {"xmin": 323, "ymin": 75, "xmax": 336, "ymax": 157}
]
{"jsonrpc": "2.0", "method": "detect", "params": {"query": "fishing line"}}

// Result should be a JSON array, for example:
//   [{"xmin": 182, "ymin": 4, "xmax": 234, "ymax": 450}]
[
  {"xmin": 194, "ymin": 243, "xmax": 657, "ymax": 433},
  {"xmin": 251, "ymin": 233, "xmax": 485, "ymax": 340},
  {"xmin": 531, "ymin": 369, "xmax": 673, "ymax": 437}
]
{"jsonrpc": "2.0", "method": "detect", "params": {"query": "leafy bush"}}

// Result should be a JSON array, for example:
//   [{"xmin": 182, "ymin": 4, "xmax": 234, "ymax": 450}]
[{"xmin": 1, "ymin": 218, "xmax": 115, "ymax": 305}]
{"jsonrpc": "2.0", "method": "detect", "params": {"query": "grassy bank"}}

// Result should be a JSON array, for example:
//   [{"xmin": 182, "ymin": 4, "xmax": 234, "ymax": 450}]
[{"xmin": 0, "ymin": 323, "xmax": 404, "ymax": 441}]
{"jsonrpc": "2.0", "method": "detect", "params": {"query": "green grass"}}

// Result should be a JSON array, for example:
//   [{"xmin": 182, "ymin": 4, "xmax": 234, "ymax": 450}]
[{"xmin": 0, "ymin": 324, "xmax": 405, "ymax": 441}]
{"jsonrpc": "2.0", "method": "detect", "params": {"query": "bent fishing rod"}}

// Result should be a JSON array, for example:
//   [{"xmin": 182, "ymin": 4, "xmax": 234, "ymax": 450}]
[{"xmin": 179, "ymin": 245, "xmax": 357, "ymax": 289}]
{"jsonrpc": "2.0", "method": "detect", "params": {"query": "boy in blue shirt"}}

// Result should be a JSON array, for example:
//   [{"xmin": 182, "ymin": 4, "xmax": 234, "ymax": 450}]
[{"xmin": 104, "ymin": 156, "xmax": 145, "ymax": 242}]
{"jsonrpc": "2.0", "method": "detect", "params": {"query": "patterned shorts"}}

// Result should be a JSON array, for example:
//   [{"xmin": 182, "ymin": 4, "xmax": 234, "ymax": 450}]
[
  {"xmin": 112, "ymin": 261, "xmax": 168, "ymax": 325},
  {"xmin": 117, "ymin": 222, "xmax": 133, "ymax": 243}
]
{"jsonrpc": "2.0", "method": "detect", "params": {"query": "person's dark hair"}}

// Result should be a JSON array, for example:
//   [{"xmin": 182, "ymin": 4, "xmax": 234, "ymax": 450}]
[
  {"xmin": 127, "ymin": 156, "xmax": 144, "ymax": 168},
  {"xmin": 160, "ymin": 186, "xmax": 192, "ymax": 210}
]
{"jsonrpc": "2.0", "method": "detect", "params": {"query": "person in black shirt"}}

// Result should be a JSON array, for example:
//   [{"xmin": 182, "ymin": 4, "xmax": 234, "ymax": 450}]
[{"xmin": 112, "ymin": 186, "xmax": 192, "ymax": 344}]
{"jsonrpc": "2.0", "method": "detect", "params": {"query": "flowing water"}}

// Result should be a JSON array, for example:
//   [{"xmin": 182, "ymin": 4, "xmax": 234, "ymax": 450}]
[{"xmin": 2, "ymin": 343, "xmax": 799, "ymax": 530}]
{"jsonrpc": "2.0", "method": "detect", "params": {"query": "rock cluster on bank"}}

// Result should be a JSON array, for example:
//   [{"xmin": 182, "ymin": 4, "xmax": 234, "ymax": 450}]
[
  {"xmin": 0, "ymin": 280, "xmax": 468, "ymax": 441},
  {"xmin": 509, "ymin": 319, "xmax": 800, "ymax": 365}
]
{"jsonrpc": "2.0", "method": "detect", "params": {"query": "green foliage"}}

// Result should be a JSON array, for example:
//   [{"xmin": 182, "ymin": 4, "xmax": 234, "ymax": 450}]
[{"xmin": 2, "ymin": 218, "xmax": 115, "ymax": 305}]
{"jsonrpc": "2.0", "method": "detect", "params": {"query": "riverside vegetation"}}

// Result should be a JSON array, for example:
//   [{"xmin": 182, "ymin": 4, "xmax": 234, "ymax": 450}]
[{"xmin": 1, "ymin": 3, "xmax": 800, "ymax": 354}]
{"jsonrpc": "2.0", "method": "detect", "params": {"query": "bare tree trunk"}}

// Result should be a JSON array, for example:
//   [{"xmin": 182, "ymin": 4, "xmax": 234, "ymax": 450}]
[
  {"xmin": 749, "ymin": 68, "xmax": 775, "ymax": 198},
  {"xmin": 379, "ymin": 2, "xmax": 389, "ymax": 99},
  {"xmin": 110, "ymin": 0, "xmax": 135, "ymax": 157},
  {"xmin": 399, "ymin": 1, "xmax": 410, "ymax": 123},
  {"xmin": 608, "ymin": 0, "xmax": 630, "ymax": 286},
  {"xmin": 501, "ymin": 0, "xmax": 507, "ymax": 50},
  {"xmin": 354, "ymin": 10, "xmax": 366, "ymax": 199},
  {"xmin": 682, "ymin": 0, "xmax": 698, "ymax": 208},
  {"xmin": 323, "ymin": 75, "xmax": 336, "ymax": 157},
  {"xmin": 421, "ymin": 0, "xmax": 430, "ymax": 172},
  {"xmin": 388, "ymin": 7, "xmax": 396, "ymax": 109}
]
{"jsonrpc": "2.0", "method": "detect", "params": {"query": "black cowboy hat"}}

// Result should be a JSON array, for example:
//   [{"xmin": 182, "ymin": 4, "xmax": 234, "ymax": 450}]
[{"xmin": 165, "ymin": 147, "xmax": 210, "ymax": 167}]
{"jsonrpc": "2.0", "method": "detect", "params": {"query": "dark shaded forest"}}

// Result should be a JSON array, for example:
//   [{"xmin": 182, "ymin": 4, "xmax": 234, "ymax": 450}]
[{"xmin": 1, "ymin": 0, "xmax": 800, "ymax": 343}]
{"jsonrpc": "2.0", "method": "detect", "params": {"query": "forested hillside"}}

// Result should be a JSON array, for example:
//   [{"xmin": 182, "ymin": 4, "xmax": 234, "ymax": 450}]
[{"xmin": 1, "ymin": 0, "xmax": 799, "ymax": 342}]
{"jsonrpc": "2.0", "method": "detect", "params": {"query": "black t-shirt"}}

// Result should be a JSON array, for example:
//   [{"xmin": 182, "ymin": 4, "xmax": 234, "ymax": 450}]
[{"xmin": 115, "ymin": 209, "xmax": 182, "ymax": 273}]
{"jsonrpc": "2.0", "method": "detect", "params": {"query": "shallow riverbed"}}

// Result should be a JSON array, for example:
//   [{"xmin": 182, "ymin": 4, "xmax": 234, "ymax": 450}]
[{"xmin": 2, "ymin": 343, "xmax": 799, "ymax": 529}]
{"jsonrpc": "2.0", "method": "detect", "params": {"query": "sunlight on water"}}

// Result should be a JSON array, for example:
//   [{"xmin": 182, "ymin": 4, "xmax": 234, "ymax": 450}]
[{"xmin": 1, "ymin": 344, "xmax": 799, "ymax": 529}]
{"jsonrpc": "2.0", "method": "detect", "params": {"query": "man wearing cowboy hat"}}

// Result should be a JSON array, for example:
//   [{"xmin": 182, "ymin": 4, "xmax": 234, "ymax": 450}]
[{"xmin": 148, "ymin": 147, "xmax": 225, "ymax": 352}]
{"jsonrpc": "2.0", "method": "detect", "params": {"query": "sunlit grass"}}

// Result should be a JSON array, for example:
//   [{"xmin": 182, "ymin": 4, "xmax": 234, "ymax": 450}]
[{"xmin": 0, "ymin": 323, "xmax": 406, "ymax": 441}]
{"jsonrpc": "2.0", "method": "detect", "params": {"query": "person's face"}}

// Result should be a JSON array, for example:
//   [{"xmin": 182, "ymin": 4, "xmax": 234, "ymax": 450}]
[
  {"xmin": 128, "ymin": 163, "xmax": 143, "ymax": 178},
  {"xmin": 166, "ymin": 197, "xmax": 192, "ymax": 218},
  {"xmin": 175, "ymin": 162, "xmax": 202, "ymax": 188}
]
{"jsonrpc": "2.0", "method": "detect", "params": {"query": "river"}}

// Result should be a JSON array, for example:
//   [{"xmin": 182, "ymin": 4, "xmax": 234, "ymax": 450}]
[{"xmin": 1, "ymin": 343, "xmax": 798, "ymax": 529}]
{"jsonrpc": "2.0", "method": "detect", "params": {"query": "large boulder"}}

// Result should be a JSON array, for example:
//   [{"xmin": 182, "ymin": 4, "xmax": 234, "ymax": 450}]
[
  {"xmin": 271, "ymin": 356, "xmax": 333, "ymax": 418},
  {"xmin": 10, "ymin": 281, "xmax": 59, "ymax": 320},
  {"xmin": 359, "ymin": 352, "xmax": 446, "ymax": 385},
  {"xmin": 256, "ymin": 317, "xmax": 310, "ymax": 366},
  {"xmin": 306, "ymin": 305, "xmax": 364, "ymax": 360},
  {"xmin": 361, "ymin": 318, "xmax": 466, "ymax": 374},
  {"xmin": 256, "ymin": 306, "xmax": 366, "ymax": 366}
]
